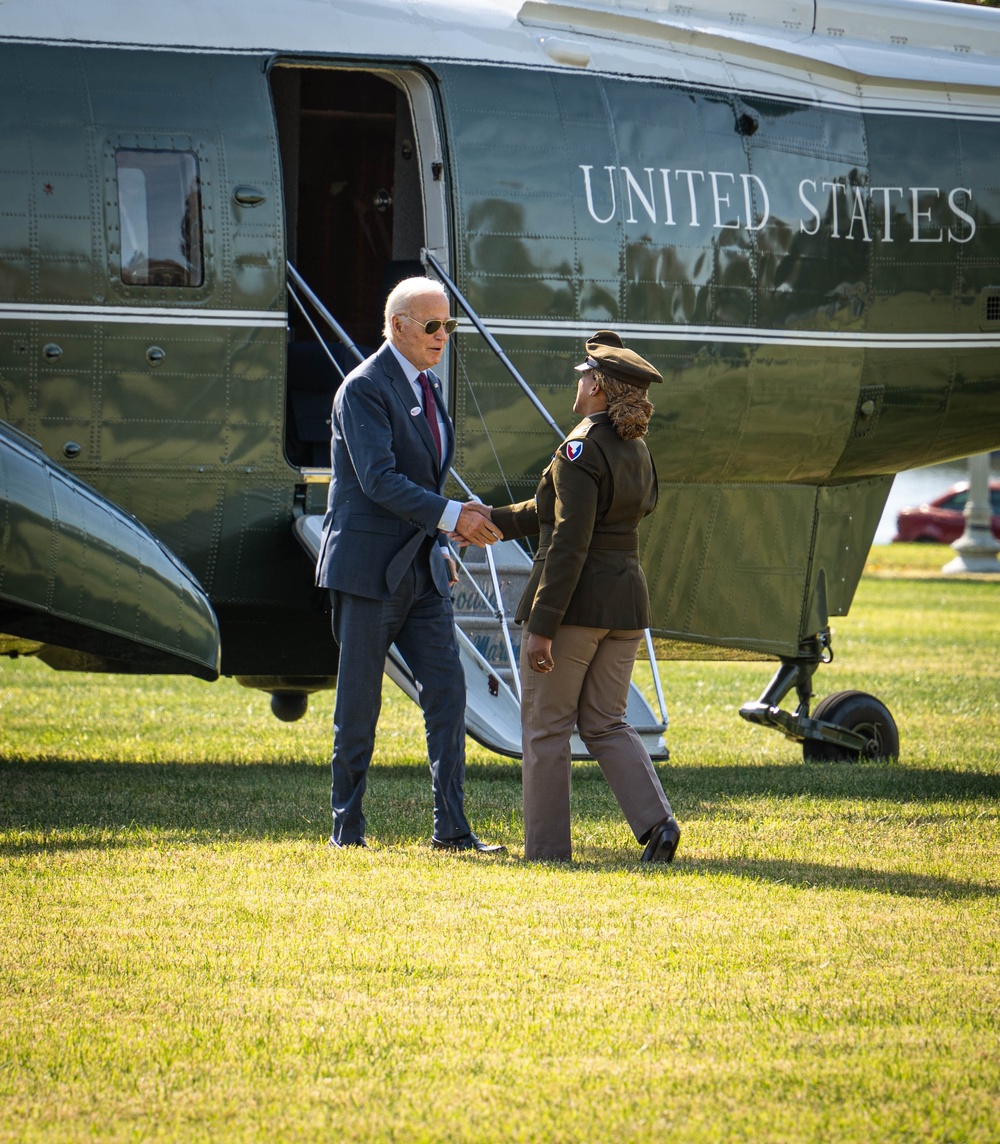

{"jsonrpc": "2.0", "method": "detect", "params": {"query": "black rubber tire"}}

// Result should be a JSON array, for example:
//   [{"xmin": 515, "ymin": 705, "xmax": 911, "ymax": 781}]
[
  {"xmin": 270, "ymin": 690, "xmax": 309, "ymax": 722},
  {"xmin": 802, "ymin": 690, "xmax": 900, "ymax": 763}
]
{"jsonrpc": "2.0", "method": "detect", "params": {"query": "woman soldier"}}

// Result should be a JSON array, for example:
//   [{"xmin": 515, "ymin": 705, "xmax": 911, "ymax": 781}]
[{"xmin": 490, "ymin": 331, "xmax": 680, "ymax": 863}]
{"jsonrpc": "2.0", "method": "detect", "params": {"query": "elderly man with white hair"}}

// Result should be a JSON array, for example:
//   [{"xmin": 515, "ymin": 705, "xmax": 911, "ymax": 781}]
[{"xmin": 315, "ymin": 276, "xmax": 504, "ymax": 853}]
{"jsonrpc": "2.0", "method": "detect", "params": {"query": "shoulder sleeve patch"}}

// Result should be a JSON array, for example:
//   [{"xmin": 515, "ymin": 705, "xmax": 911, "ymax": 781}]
[{"xmin": 565, "ymin": 440, "xmax": 584, "ymax": 462}]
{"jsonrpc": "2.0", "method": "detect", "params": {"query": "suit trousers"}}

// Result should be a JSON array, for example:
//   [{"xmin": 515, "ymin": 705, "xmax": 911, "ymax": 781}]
[
  {"xmin": 329, "ymin": 542, "xmax": 470, "ymax": 845},
  {"xmin": 519, "ymin": 625, "xmax": 672, "ymax": 860}
]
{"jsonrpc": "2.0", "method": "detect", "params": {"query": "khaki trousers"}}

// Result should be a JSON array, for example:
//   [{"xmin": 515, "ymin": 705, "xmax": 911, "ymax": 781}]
[{"xmin": 519, "ymin": 625, "xmax": 672, "ymax": 860}]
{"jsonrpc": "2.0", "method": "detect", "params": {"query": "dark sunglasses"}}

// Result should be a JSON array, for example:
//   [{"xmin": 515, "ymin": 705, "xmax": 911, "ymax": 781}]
[{"xmin": 400, "ymin": 314, "xmax": 459, "ymax": 335}]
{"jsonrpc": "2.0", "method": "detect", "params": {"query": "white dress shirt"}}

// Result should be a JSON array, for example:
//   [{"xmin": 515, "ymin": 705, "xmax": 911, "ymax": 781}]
[{"xmin": 386, "ymin": 341, "xmax": 461, "ymax": 535}]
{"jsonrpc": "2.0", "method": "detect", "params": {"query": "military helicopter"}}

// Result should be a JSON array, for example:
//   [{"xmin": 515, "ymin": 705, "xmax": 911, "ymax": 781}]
[{"xmin": 2, "ymin": 0, "xmax": 999, "ymax": 761}]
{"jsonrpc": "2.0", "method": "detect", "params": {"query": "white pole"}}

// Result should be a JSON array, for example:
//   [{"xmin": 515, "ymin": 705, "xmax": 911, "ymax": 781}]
[{"xmin": 942, "ymin": 453, "xmax": 1000, "ymax": 574}]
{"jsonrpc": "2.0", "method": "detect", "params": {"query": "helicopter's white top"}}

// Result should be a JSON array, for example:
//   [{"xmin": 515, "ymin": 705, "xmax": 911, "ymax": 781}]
[{"xmin": 1, "ymin": 0, "xmax": 999, "ymax": 111}]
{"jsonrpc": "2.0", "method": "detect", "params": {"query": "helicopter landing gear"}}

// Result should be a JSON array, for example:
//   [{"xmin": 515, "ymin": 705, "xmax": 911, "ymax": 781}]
[
  {"xmin": 801, "ymin": 690, "xmax": 899, "ymax": 762},
  {"xmin": 234, "ymin": 675, "xmax": 337, "ymax": 723},
  {"xmin": 738, "ymin": 632, "xmax": 899, "ymax": 762}
]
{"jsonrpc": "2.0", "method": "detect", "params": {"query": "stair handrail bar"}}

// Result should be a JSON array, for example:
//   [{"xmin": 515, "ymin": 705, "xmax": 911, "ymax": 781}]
[
  {"xmin": 425, "ymin": 250, "xmax": 668, "ymax": 728},
  {"xmin": 446, "ymin": 542, "xmax": 522, "ymax": 701},
  {"xmin": 422, "ymin": 249, "xmax": 564, "ymax": 438},
  {"xmin": 644, "ymin": 630, "xmax": 668, "ymax": 728},
  {"xmin": 448, "ymin": 467, "xmax": 522, "ymax": 701},
  {"xmin": 287, "ymin": 282, "xmax": 348, "ymax": 381},
  {"xmin": 287, "ymin": 261, "xmax": 366, "ymax": 364}
]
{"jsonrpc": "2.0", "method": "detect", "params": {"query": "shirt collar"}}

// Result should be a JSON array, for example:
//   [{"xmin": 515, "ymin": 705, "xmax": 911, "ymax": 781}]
[{"xmin": 387, "ymin": 340, "xmax": 423, "ymax": 386}]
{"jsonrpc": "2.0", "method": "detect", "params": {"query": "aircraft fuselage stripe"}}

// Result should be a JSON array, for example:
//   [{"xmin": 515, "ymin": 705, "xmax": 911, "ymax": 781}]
[
  {"xmin": 1, "ymin": 306, "xmax": 995, "ymax": 349},
  {"xmin": 0, "ymin": 304, "xmax": 285, "ymax": 328},
  {"xmin": 466, "ymin": 319, "xmax": 1000, "ymax": 351}
]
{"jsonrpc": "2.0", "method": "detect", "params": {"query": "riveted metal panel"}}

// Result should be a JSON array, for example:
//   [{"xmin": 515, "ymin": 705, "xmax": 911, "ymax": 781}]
[
  {"xmin": 640, "ymin": 482, "xmax": 818, "ymax": 657},
  {"xmin": 0, "ymin": 42, "xmax": 294, "ymax": 640}
]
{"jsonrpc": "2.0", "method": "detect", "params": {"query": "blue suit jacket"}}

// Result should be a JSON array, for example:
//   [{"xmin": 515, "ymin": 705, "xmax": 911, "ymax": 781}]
[{"xmin": 315, "ymin": 341, "xmax": 455, "ymax": 601}]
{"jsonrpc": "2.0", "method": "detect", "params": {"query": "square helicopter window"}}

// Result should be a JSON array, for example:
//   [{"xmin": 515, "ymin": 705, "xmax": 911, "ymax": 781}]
[{"xmin": 115, "ymin": 149, "xmax": 204, "ymax": 288}]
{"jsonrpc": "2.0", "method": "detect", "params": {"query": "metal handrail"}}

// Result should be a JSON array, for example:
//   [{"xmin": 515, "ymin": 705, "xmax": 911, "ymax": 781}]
[
  {"xmin": 448, "ymin": 468, "xmax": 522, "ymax": 701},
  {"xmin": 287, "ymin": 282, "xmax": 347, "ymax": 380},
  {"xmin": 644, "ymin": 630, "xmax": 668, "ymax": 728},
  {"xmin": 287, "ymin": 261, "xmax": 365, "ymax": 364},
  {"xmin": 423, "ymin": 249, "xmax": 564, "ymax": 438}
]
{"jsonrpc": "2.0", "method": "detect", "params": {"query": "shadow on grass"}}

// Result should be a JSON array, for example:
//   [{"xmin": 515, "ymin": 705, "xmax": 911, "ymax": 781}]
[
  {"xmin": 3, "ymin": 760, "xmax": 997, "ymax": 900},
  {"xmin": 2, "ymin": 756, "xmax": 997, "ymax": 845},
  {"xmin": 669, "ymin": 855, "xmax": 998, "ymax": 900},
  {"xmin": 662, "ymin": 762, "xmax": 1000, "ymax": 804},
  {"xmin": 0, "ymin": 758, "xmax": 522, "ymax": 855},
  {"xmin": 529, "ymin": 852, "xmax": 1000, "ymax": 900}
]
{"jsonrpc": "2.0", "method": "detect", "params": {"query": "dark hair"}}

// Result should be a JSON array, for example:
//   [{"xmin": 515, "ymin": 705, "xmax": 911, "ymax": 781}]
[{"xmin": 595, "ymin": 371, "xmax": 654, "ymax": 440}]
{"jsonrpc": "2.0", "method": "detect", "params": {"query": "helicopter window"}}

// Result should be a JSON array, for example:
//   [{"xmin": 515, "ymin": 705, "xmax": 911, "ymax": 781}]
[{"xmin": 115, "ymin": 149, "xmax": 204, "ymax": 288}]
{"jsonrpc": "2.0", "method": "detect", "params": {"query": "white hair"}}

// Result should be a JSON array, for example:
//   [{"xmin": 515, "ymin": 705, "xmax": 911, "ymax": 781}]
[{"xmin": 383, "ymin": 277, "xmax": 448, "ymax": 340}]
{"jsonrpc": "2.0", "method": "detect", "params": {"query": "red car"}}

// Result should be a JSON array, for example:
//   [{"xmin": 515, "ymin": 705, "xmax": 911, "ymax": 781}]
[{"xmin": 894, "ymin": 480, "xmax": 1000, "ymax": 544}]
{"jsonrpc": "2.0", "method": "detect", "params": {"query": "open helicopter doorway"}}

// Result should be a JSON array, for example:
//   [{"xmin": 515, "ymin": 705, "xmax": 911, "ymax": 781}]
[{"xmin": 269, "ymin": 63, "xmax": 449, "ymax": 469}]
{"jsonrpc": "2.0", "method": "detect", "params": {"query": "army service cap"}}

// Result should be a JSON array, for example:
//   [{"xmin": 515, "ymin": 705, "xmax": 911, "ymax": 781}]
[{"xmin": 574, "ymin": 329, "xmax": 663, "ymax": 389}]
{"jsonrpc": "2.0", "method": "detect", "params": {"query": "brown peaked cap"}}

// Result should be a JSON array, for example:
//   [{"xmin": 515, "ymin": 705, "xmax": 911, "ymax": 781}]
[{"xmin": 575, "ymin": 329, "xmax": 663, "ymax": 389}]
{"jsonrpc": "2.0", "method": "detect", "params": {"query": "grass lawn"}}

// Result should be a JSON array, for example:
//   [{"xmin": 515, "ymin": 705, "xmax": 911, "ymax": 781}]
[{"xmin": 1, "ymin": 544, "xmax": 998, "ymax": 1142}]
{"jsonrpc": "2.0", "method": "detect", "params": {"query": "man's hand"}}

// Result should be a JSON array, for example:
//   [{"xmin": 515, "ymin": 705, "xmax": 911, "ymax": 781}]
[
  {"xmin": 454, "ymin": 502, "xmax": 503, "ymax": 547},
  {"xmin": 442, "ymin": 549, "xmax": 459, "ymax": 588}
]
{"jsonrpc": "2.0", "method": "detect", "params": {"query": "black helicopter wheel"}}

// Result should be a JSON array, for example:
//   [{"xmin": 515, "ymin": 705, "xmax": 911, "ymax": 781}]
[
  {"xmin": 270, "ymin": 690, "xmax": 309, "ymax": 722},
  {"xmin": 802, "ymin": 690, "xmax": 899, "ymax": 763}
]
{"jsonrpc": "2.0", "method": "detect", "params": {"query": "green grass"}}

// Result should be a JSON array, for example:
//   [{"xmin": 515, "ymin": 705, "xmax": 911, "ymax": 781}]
[{"xmin": 1, "ymin": 545, "xmax": 998, "ymax": 1142}]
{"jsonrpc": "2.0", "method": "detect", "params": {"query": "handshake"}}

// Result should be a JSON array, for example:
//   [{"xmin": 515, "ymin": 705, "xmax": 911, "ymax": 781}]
[{"xmin": 451, "ymin": 501, "xmax": 503, "ymax": 548}]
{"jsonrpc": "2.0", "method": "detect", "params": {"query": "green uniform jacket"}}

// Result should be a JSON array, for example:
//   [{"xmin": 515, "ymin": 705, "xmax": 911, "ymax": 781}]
[{"xmin": 491, "ymin": 411, "xmax": 658, "ymax": 639}]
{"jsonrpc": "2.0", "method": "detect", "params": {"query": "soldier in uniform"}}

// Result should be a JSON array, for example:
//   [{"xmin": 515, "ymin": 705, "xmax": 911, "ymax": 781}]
[{"xmin": 490, "ymin": 331, "xmax": 680, "ymax": 863}]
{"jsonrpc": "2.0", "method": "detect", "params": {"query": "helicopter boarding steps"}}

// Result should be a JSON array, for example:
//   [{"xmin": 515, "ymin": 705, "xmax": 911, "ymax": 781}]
[{"xmin": 294, "ymin": 514, "xmax": 667, "ymax": 759}]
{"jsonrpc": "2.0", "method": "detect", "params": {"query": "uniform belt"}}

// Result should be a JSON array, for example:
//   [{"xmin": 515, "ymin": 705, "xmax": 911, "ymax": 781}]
[{"xmin": 587, "ymin": 536, "xmax": 639, "ymax": 551}]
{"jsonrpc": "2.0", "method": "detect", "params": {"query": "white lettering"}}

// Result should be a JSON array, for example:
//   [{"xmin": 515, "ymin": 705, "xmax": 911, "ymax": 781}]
[
  {"xmin": 709, "ymin": 171, "xmax": 740, "ymax": 229},
  {"xmin": 911, "ymin": 187, "xmax": 943, "ymax": 243},
  {"xmin": 846, "ymin": 185, "xmax": 871, "ymax": 242},
  {"xmin": 870, "ymin": 187, "xmax": 904, "ymax": 242},
  {"xmin": 675, "ymin": 169, "xmax": 705, "ymax": 227},
  {"xmin": 798, "ymin": 179, "xmax": 821, "ymax": 236},
  {"xmin": 741, "ymin": 173, "xmax": 769, "ymax": 232},
  {"xmin": 947, "ymin": 187, "xmax": 976, "ymax": 243},
  {"xmin": 577, "ymin": 162, "xmax": 978, "ymax": 248},
  {"xmin": 659, "ymin": 169, "xmax": 676, "ymax": 226},
  {"xmin": 822, "ymin": 181, "xmax": 848, "ymax": 239},
  {"xmin": 622, "ymin": 166, "xmax": 657, "ymax": 224},
  {"xmin": 580, "ymin": 165, "xmax": 617, "ymax": 225}
]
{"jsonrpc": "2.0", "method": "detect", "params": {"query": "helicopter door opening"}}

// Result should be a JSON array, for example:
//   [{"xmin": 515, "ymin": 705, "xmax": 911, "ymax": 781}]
[{"xmin": 269, "ymin": 64, "xmax": 448, "ymax": 470}]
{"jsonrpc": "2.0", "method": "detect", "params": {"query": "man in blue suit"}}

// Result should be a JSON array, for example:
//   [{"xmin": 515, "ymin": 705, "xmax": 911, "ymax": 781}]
[{"xmin": 316, "ymin": 277, "xmax": 505, "ymax": 852}]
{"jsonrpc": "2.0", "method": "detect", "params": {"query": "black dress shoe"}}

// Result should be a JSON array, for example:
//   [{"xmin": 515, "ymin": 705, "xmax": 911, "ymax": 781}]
[
  {"xmin": 431, "ymin": 832, "xmax": 505, "ymax": 853},
  {"xmin": 640, "ymin": 816, "xmax": 680, "ymax": 863},
  {"xmin": 329, "ymin": 836, "xmax": 366, "ymax": 849}
]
